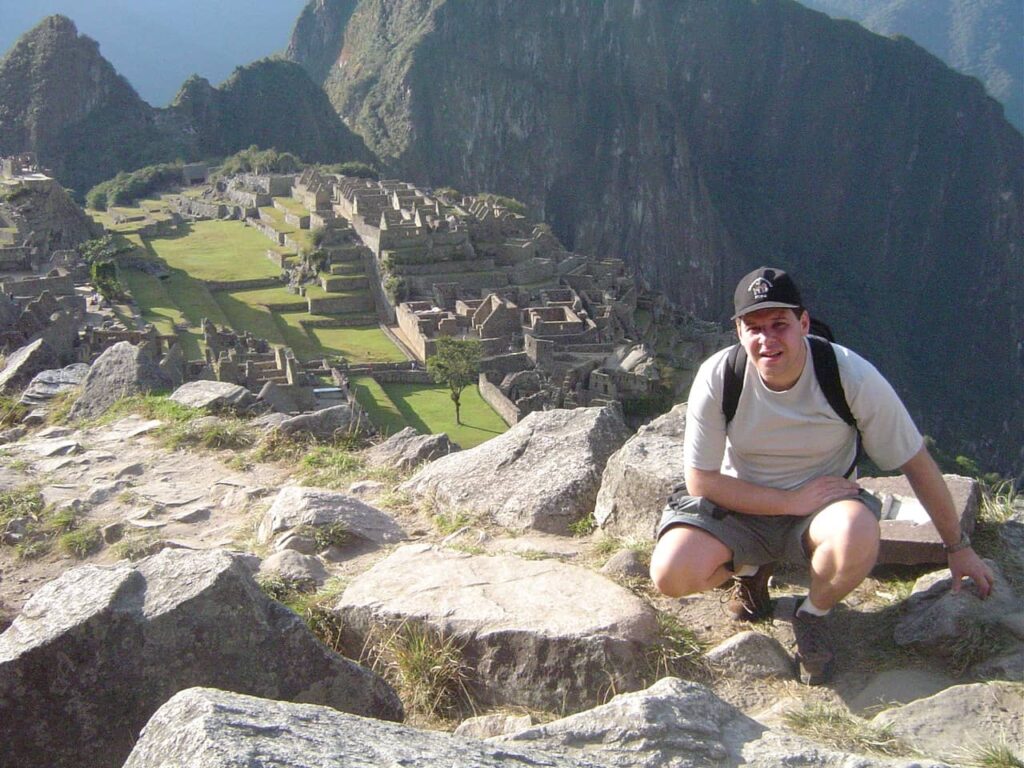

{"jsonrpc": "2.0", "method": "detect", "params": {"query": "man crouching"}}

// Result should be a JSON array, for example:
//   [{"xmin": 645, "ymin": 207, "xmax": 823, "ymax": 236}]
[{"xmin": 650, "ymin": 266, "xmax": 994, "ymax": 684}]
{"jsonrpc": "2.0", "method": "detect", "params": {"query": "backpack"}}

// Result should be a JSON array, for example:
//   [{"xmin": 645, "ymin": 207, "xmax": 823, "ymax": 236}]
[{"xmin": 721, "ymin": 331, "xmax": 863, "ymax": 478}]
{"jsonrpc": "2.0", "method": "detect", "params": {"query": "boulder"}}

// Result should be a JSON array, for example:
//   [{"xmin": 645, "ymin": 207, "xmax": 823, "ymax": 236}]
[
  {"xmin": 168, "ymin": 380, "xmax": 256, "ymax": 413},
  {"xmin": 256, "ymin": 486, "xmax": 406, "ymax": 547},
  {"xmin": 859, "ymin": 474, "xmax": 980, "ymax": 565},
  {"xmin": 68, "ymin": 341, "xmax": 172, "ymax": 420},
  {"xmin": 600, "ymin": 549, "xmax": 649, "ymax": 580},
  {"xmin": 893, "ymin": 559, "xmax": 1023, "ymax": 661},
  {"xmin": 0, "ymin": 549, "xmax": 401, "ymax": 768},
  {"xmin": 872, "ymin": 682, "xmax": 1024, "ymax": 762},
  {"xmin": 18, "ymin": 363, "xmax": 89, "ymax": 406},
  {"xmin": 0, "ymin": 338, "xmax": 59, "ymax": 395},
  {"xmin": 455, "ymin": 713, "xmax": 534, "ymax": 739},
  {"xmin": 594, "ymin": 403, "xmax": 686, "ymax": 539},
  {"xmin": 278, "ymin": 403, "xmax": 371, "ymax": 441},
  {"xmin": 157, "ymin": 341, "xmax": 184, "ymax": 387},
  {"xmin": 364, "ymin": 427, "xmax": 460, "ymax": 471},
  {"xmin": 705, "ymin": 631, "xmax": 794, "ymax": 680},
  {"xmin": 259, "ymin": 550, "xmax": 329, "ymax": 587},
  {"xmin": 498, "ymin": 676, "xmax": 942, "ymax": 767},
  {"xmin": 401, "ymin": 406, "xmax": 631, "ymax": 534},
  {"xmin": 335, "ymin": 543, "xmax": 659, "ymax": 712},
  {"xmin": 123, "ymin": 687, "xmax": 602, "ymax": 768}
]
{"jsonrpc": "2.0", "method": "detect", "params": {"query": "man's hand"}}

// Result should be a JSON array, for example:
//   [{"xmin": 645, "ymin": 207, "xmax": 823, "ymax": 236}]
[
  {"xmin": 788, "ymin": 476, "xmax": 861, "ymax": 517},
  {"xmin": 948, "ymin": 548, "xmax": 995, "ymax": 598}
]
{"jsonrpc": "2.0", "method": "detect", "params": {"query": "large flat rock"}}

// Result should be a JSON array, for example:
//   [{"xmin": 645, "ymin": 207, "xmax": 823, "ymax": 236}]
[
  {"xmin": 0, "ymin": 548, "xmax": 401, "ymax": 768},
  {"xmin": 68, "ymin": 341, "xmax": 171, "ymax": 420},
  {"xmin": 401, "ymin": 406, "xmax": 631, "ymax": 533},
  {"xmin": 256, "ymin": 485, "xmax": 406, "ymax": 546},
  {"xmin": 594, "ymin": 403, "xmax": 686, "ymax": 540},
  {"xmin": 335, "ymin": 543, "xmax": 659, "ymax": 712},
  {"xmin": 859, "ymin": 474, "xmax": 979, "ymax": 565},
  {"xmin": 0, "ymin": 338, "xmax": 59, "ymax": 395},
  {"xmin": 123, "ymin": 687, "xmax": 605, "ymax": 768}
]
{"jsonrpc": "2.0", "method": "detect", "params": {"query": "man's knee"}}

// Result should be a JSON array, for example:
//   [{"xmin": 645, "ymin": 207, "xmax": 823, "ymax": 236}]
[
  {"xmin": 649, "ymin": 525, "xmax": 731, "ymax": 598},
  {"xmin": 808, "ymin": 500, "xmax": 880, "ymax": 564}
]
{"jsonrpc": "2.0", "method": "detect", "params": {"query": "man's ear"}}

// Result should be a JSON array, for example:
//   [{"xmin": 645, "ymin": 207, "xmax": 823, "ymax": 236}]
[{"xmin": 798, "ymin": 310, "xmax": 811, "ymax": 334}]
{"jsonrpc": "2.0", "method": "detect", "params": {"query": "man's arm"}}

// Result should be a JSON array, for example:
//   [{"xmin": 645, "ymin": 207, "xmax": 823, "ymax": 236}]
[
  {"xmin": 900, "ymin": 446, "xmax": 995, "ymax": 598},
  {"xmin": 685, "ymin": 466, "xmax": 862, "ymax": 518}
]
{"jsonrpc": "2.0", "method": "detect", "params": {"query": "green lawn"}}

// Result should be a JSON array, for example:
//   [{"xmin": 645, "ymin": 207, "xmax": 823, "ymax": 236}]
[
  {"xmin": 350, "ymin": 376, "xmax": 408, "ymax": 437},
  {"xmin": 162, "ymin": 271, "xmax": 230, "ymax": 326},
  {"xmin": 214, "ymin": 292, "xmax": 287, "ymax": 345},
  {"xmin": 308, "ymin": 325, "xmax": 408, "ymax": 364},
  {"xmin": 380, "ymin": 383, "xmax": 507, "ymax": 448},
  {"xmin": 273, "ymin": 196, "xmax": 310, "ymax": 216},
  {"xmin": 142, "ymin": 220, "xmax": 282, "ymax": 281},
  {"xmin": 226, "ymin": 285, "xmax": 307, "ymax": 309},
  {"xmin": 121, "ymin": 269, "xmax": 202, "ymax": 359}
]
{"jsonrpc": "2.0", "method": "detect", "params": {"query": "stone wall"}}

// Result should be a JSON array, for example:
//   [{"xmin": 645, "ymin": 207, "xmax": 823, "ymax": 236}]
[
  {"xmin": 0, "ymin": 273, "xmax": 74, "ymax": 297},
  {"xmin": 478, "ymin": 372, "xmax": 520, "ymax": 425}
]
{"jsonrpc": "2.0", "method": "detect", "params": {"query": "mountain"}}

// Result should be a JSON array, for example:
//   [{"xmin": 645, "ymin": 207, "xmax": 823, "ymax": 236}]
[
  {"xmin": 288, "ymin": 0, "xmax": 1023, "ymax": 473},
  {"xmin": 0, "ymin": 1, "xmax": 308, "ymax": 107},
  {"xmin": 796, "ymin": 0, "xmax": 1023, "ymax": 132},
  {"xmin": 0, "ymin": 16, "xmax": 370, "ymax": 194}
]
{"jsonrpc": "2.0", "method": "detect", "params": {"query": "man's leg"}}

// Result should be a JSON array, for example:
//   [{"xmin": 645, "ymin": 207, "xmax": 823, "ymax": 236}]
[
  {"xmin": 804, "ymin": 498, "xmax": 881, "ymax": 609},
  {"xmin": 650, "ymin": 525, "xmax": 734, "ymax": 598},
  {"xmin": 794, "ymin": 498, "xmax": 880, "ymax": 684}
]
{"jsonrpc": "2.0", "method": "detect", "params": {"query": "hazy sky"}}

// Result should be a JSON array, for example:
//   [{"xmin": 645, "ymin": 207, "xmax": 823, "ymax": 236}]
[{"xmin": 0, "ymin": 0, "xmax": 309, "ymax": 106}]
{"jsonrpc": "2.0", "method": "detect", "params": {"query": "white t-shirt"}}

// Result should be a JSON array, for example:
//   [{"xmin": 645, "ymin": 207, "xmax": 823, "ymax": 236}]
[{"xmin": 684, "ymin": 339, "xmax": 923, "ymax": 491}]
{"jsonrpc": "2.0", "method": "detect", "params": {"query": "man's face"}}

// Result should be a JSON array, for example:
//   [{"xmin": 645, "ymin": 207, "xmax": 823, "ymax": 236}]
[{"xmin": 735, "ymin": 307, "xmax": 809, "ymax": 391}]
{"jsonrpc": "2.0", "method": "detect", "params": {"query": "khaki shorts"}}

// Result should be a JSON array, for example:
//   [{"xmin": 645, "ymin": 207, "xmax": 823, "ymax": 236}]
[{"xmin": 656, "ymin": 487, "xmax": 882, "ymax": 568}]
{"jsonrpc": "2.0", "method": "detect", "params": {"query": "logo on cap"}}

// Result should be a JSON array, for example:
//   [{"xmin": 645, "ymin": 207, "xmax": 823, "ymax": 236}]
[{"xmin": 749, "ymin": 277, "xmax": 772, "ymax": 301}]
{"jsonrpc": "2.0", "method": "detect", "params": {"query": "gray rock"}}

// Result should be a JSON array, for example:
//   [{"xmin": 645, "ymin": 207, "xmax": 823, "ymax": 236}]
[
  {"xmin": 847, "ymin": 668, "xmax": 957, "ymax": 714},
  {"xmin": 402, "ymin": 406, "xmax": 631, "ymax": 534},
  {"xmin": 894, "ymin": 559, "xmax": 1023, "ymax": 661},
  {"xmin": 157, "ymin": 341, "xmax": 183, "ymax": 387},
  {"xmin": 0, "ymin": 426, "xmax": 25, "ymax": 444},
  {"xmin": 68, "ymin": 342, "xmax": 172, "ymax": 420},
  {"xmin": 259, "ymin": 550, "xmax": 329, "ymax": 587},
  {"xmin": 970, "ymin": 645, "xmax": 1024, "ymax": 681},
  {"xmin": 0, "ymin": 548, "xmax": 401, "ymax": 768},
  {"xmin": 278, "ymin": 404, "xmax": 371, "ymax": 442},
  {"xmin": 168, "ymin": 380, "xmax": 256, "ymax": 413},
  {"xmin": 872, "ymin": 682, "xmax": 1023, "ymax": 762},
  {"xmin": 0, "ymin": 338, "xmax": 59, "ymax": 395},
  {"xmin": 364, "ymin": 427, "xmax": 460, "ymax": 471},
  {"xmin": 257, "ymin": 486, "xmax": 406, "ymax": 547},
  {"xmin": 123, "ymin": 687, "xmax": 604, "ymax": 768},
  {"xmin": 335, "ymin": 543, "xmax": 658, "ymax": 712},
  {"xmin": 275, "ymin": 531, "xmax": 320, "ymax": 555},
  {"xmin": 455, "ymin": 712, "xmax": 534, "ymax": 739},
  {"xmin": 705, "ymin": 631, "xmax": 794, "ymax": 680},
  {"xmin": 500, "ymin": 677, "xmax": 949, "ymax": 768},
  {"xmin": 594, "ymin": 403, "xmax": 686, "ymax": 540},
  {"xmin": 18, "ymin": 363, "xmax": 89, "ymax": 406},
  {"xmin": 600, "ymin": 549, "xmax": 649, "ymax": 580}
]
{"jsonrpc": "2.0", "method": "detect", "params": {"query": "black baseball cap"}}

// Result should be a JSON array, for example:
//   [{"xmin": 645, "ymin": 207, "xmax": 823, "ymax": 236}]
[{"xmin": 732, "ymin": 267, "xmax": 803, "ymax": 319}]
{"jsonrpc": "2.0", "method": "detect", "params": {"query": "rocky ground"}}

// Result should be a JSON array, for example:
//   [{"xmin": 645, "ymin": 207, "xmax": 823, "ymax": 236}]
[{"xmin": 1, "ymin": 381, "xmax": 1022, "ymax": 767}]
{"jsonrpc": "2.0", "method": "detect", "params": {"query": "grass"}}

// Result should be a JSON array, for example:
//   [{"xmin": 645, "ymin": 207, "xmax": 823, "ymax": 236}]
[
  {"xmin": 111, "ymin": 531, "xmax": 159, "ymax": 561},
  {"xmin": 0, "ymin": 394, "xmax": 27, "ymax": 428},
  {"xmin": 143, "ymin": 220, "xmax": 282, "ymax": 282},
  {"xmin": 213, "ymin": 292, "xmax": 288, "ymax": 345},
  {"xmin": 782, "ymin": 703, "xmax": 914, "ymax": 758},
  {"xmin": 162, "ymin": 418, "xmax": 259, "ymax": 452},
  {"xmin": 295, "ymin": 522, "xmax": 351, "ymax": 551},
  {"xmin": 0, "ymin": 486, "xmax": 45, "ymax": 526},
  {"xmin": 568, "ymin": 515, "xmax": 597, "ymax": 537},
  {"xmin": 299, "ymin": 446, "xmax": 367, "ymax": 488},
  {"xmin": 434, "ymin": 510, "xmax": 473, "ymax": 535},
  {"xmin": 87, "ymin": 393, "xmax": 197, "ymax": 427},
  {"xmin": 58, "ymin": 525, "xmax": 103, "ymax": 558},
  {"xmin": 307, "ymin": 325, "xmax": 407, "ymax": 364},
  {"xmin": 362, "ymin": 619, "xmax": 472, "ymax": 720},
  {"xmin": 380, "ymin": 383, "xmax": 507, "ymax": 449},
  {"xmin": 645, "ymin": 612, "xmax": 707, "ymax": 684},
  {"xmin": 349, "ymin": 376, "xmax": 408, "ymax": 436},
  {"xmin": 1, "ymin": 488, "xmax": 103, "ymax": 561},
  {"xmin": 956, "ymin": 740, "xmax": 1024, "ymax": 768}
]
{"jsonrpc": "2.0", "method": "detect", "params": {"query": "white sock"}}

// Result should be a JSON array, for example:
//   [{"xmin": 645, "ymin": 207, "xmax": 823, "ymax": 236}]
[
  {"xmin": 734, "ymin": 564, "xmax": 758, "ymax": 578},
  {"xmin": 797, "ymin": 595, "xmax": 831, "ymax": 617}
]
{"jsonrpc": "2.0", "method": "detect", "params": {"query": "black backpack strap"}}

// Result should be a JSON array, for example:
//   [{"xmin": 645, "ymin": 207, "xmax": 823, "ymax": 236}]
[
  {"xmin": 808, "ymin": 336, "xmax": 862, "ymax": 477},
  {"xmin": 722, "ymin": 344, "xmax": 745, "ymax": 424}
]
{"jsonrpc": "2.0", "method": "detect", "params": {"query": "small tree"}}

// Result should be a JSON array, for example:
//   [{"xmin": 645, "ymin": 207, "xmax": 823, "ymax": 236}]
[{"xmin": 427, "ymin": 337, "xmax": 482, "ymax": 425}]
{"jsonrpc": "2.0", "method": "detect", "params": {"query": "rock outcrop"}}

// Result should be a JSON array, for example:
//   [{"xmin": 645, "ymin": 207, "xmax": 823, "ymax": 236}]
[
  {"xmin": 168, "ymin": 380, "xmax": 256, "ymax": 413},
  {"xmin": 594, "ymin": 403, "xmax": 686, "ymax": 540},
  {"xmin": 364, "ymin": 426, "xmax": 460, "ymax": 471},
  {"xmin": 0, "ymin": 548, "xmax": 401, "ymax": 768},
  {"xmin": 68, "ymin": 341, "xmax": 171, "ymax": 420},
  {"xmin": 257, "ymin": 485, "xmax": 406, "ymax": 549},
  {"xmin": 0, "ymin": 339, "xmax": 59, "ymax": 395},
  {"xmin": 335, "ymin": 543, "xmax": 659, "ymax": 712},
  {"xmin": 402, "ymin": 406, "xmax": 631, "ymax": 533}
]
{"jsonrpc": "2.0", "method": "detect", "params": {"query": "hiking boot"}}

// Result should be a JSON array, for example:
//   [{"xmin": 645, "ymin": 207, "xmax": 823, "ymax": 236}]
[
  {"xmin": 725, "ymin": 563, "xmax": 774, "ymax": 621},
  {"xmin": 793, "ymin": 603, "xmax": 835, "ymax": 685}
]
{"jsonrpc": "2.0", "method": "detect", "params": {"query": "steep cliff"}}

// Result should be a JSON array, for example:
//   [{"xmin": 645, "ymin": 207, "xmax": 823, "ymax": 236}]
[
  {"xmin": 290, "ymin": 0, "xmax": 1024, "ymax": 473},
  {"xmin": 0, "ymin": 16, "xmax": 369, "ymax": 193}
]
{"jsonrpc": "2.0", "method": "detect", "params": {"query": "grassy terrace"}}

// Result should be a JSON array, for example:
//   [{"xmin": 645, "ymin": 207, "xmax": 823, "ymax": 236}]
[
  {"xmin": 355, "ymin": 381, "xmax": 507, "ymax": 448},
  {"xmin": 143, "ymin": 220, "xmax": 281, "ymax": 282},
  {"xmin": 272, "ymin": 196, "xmax": 310, "ymax": 216}
]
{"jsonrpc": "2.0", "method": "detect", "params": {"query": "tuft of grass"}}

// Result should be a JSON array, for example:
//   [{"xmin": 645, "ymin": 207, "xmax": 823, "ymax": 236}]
[
  {"xmin": 295, "ymin": 522, "xmax": 351, "ymax": 551},
  {"xmin": 299, "ymin": 446, "xmax": 366, "ymax": 488},
  {"xmin": 282, "ymin": 577, "xmax": 348, "ymax": 653},
  {"xmin": 111, "ymin": 531, "xmax": 159, "ymax": 561},
  {"xmin": 782, "ymin": 703, "xmax": 915, "ymax": 758},
  {"xmin": 0, "ymin": 486, "xmax": 45, "ymax": 526},
  {"xmin": 947, "ymin": 622, "xmax": 1012, "ymax": 676},
  {"xmin": 978, "ymin": 481, "xmax": 1018, "ymax": 525},
  {"xmin": 957, "ymin": 740, "xmax": 1024, "ymax": 768},
  {"xmin": 87, "ymin": 393, "xmax": 197, "ymax": 427},
  {"xmin": 162, "ymin": 418, "xmax": 257, "ymax": 452},
  {"xmin": 45, "ymin": 389, "xmax": 77, "ymax": 425},
  {"xmin": 363, "ymin": 620, "xmax": 471, "ymax": 720},
  {"xmin": 0, "ymin": 394, "xmax": 27, "ymax": 428},
  {"xmin": 645, "ymin": 612, "xmax": 707, "ymax": 684},
  {"xmin": 433, "ymin": 510, "xmax": 472, "ymax": 535},
  {"xmin": 568, "ymin": 515, "xmax": 596, "ymax": 537},
  {"xmin": 58, "ymin": 525, "xmax": 103, "ymax": 558}
]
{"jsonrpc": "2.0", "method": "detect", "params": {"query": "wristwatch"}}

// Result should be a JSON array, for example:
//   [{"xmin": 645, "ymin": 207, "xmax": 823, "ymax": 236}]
[{"xmin": 942, "ymin": 533, "xmax": 972, "ymax": 554}]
